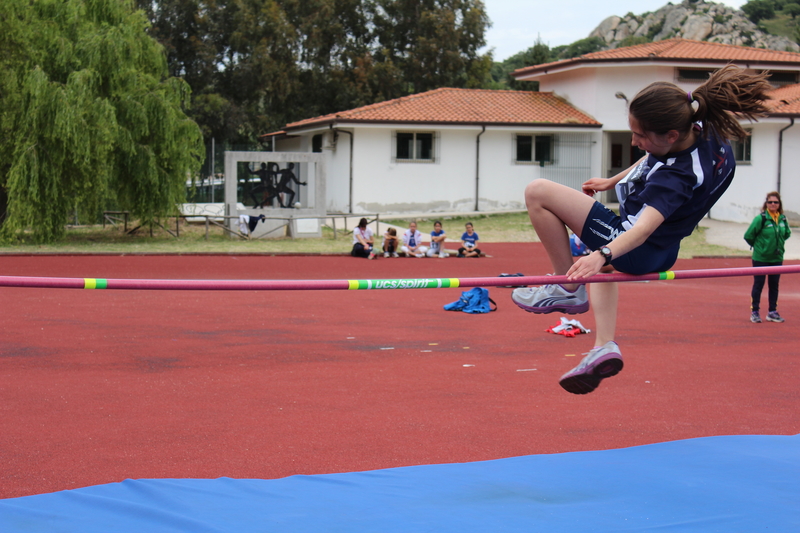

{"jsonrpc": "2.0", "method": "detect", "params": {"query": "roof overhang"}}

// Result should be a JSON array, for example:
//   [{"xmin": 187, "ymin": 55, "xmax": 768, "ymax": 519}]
[
  {"xmin": 258, "ymin": 130, "xmax": 301, "ymax": 141},
  {"xmin": 283, "ymin": 119, "xmax": 602, "ymax": 135},
  {"xmin": 763, "ymin": 113, "xmax": 800, "ymax": 120},
  {"xmin": 514, "ymin": 57, "xmax": 800, "ymax": 81}
]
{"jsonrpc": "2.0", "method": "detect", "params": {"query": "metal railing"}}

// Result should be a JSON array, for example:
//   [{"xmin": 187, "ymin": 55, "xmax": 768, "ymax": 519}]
[{"xmin": 102, "ymin": 212, "xmax": 382, "ymax": 240}]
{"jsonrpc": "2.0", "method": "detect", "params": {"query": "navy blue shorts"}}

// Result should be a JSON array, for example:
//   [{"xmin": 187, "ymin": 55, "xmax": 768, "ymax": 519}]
[{"xmin": 579, "ymin": 202, "xmax": 679, "ymax": 275}]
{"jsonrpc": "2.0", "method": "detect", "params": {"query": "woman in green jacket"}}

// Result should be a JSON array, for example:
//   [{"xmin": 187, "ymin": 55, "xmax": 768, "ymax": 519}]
[{"xmin": 744, "ymin": 192, "xmax": 791, "ymax": 323}]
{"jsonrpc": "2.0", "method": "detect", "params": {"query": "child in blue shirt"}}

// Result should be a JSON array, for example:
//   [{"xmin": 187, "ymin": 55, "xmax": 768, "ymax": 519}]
[
  {"xmin": 427, "ymin": 221, "xmax": 449, "ymax": 258},
  {"xmin": 458, "ymin": 222, "xmax": 481, "ymax": 258}
]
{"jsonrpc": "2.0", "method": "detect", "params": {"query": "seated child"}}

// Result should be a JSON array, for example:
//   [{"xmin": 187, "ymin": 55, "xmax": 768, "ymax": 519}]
[{"xmin": 383, "ymin": 227, "xmax": 399, "ymax": 258}]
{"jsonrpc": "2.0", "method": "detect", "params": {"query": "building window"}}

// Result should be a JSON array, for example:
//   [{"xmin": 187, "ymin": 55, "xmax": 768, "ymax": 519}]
[
  {"xmin": 516, "ymin": 135, "xmax": 553, "ymax": 164},
  {"xmin": 763, "ymin": 70, "xmax": 799, "ymax": 87},
  {"xmin": 396, "ymin": 132, "xmax": 435, "ymax": 162},
  {"xmin": 676, "ymin": 68, "xmax": 714, "ymax": 82},
  {"xmin": 312, "ymin": 134, "xmax": 323, "ymax": 153},
  {"xmin": 730, "ymin": 130, "xmax": 752, "ymax": 163}
]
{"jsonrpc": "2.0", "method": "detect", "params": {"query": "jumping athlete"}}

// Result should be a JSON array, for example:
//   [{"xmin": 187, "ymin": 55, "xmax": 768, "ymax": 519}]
[{"xmin": 511, "ymin": 65, "xmax": 772, "ymax": 394}]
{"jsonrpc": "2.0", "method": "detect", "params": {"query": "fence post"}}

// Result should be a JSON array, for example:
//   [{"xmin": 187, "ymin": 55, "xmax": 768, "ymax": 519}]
[
  {"xmin": 332, "ymin": 216, "xmax": 336, "ymax": 239},
  {"xmin": 205, "ymin": 216, "xmax": 209, "ymax": 241}
]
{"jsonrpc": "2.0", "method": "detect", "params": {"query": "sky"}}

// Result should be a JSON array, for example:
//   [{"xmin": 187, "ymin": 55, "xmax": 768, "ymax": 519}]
[{"xmin": 482, "ymin": 0, "xmax": 748, "ymax": 61}]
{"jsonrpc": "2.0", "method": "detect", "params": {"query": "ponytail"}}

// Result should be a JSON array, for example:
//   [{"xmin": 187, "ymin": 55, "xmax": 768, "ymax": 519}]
[
  {"xmin": 629, "ymin": 65, "xmax": 772, "ymax": 142},
  {"xmin": 693, "ymin": 65, "xmax": 772, "ymax": 140}
]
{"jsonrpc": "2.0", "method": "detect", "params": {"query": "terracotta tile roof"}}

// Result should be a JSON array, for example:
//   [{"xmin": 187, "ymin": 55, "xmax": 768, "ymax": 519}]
[
  {"xmin": 767, "ymin": 84, "xmax": 800, "ymax": 114},
  {"xmin": 515, "ymin": 38, "xmax": 800, "ymax": 78},
  {"xmin": 282, "ymin": 88, "xmax": 600, "ymax": 131}
]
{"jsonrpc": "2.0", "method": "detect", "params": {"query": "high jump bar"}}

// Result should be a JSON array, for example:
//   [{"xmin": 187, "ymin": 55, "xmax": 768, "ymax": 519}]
[{"xmin": 0, "ymin": 264, "xmax": 798, "ymax": 291}]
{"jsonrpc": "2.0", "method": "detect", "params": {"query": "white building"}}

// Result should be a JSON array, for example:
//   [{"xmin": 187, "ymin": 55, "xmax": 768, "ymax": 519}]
[
  {"xmin": 268, "ymin": 38, "xmax": 800, "ymax": 222},
  {"xmin": 266, "ymin": 89, "xmax": 602, "ymax": 214}
]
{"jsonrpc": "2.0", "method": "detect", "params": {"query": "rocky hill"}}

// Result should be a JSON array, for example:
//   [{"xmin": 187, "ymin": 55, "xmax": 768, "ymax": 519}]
[{"xmin": 589, "ymin": 0, "xmax": 799, "ymax": 51}]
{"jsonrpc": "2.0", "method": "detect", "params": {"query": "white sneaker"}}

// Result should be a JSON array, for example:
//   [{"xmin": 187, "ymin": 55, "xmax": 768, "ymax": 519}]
[
  {"xmin": 511, "ymin": 284, "xmax": 589, "ymax": 314},
  {"xmin": 438, "ymin": 252, "xmax": 449, "ymax": 258},
  {"xmin": 384, "ymin": 252, "xmax": 390, "ymax": 258},
  {"xmin": 391, "ymin": 252, "xmax": 399, "ymax": 258},
  {"xmin": 415, "ymin": 253, "xmax": 425, "ymax": 258},
  {"xmin": 559, "ymin": 341, "xmax": 623, "ymax": 394}
]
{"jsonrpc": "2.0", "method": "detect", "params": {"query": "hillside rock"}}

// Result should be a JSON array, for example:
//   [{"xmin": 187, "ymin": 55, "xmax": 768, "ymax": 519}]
[{"xmin": 589, "ymin": 0, "xmax": 800, "ymax": 52}]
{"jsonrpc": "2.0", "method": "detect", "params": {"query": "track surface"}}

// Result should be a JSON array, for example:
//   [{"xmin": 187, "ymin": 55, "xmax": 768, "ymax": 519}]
[{"xmin": 1, "ymin": 245, "xmax": 798, "ymax": 498}]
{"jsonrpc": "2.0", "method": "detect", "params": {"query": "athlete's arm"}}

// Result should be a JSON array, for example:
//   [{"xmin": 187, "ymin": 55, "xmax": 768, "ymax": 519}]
[{"xmin": 582, "ymin": 156, "xmax": 646, "ymax": 196}]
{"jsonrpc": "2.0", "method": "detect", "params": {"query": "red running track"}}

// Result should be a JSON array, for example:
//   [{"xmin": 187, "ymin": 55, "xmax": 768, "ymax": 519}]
[{"xmin": 1, "ymin": 244, "xmax": 798, "ymax": 499}]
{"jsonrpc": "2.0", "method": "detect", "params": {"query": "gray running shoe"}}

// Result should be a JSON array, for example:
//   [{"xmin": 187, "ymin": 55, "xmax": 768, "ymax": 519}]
[
  {"xmin": 766, "ymin": 311, "xmax": 784, "ymax": 323},
  {"xmin": 511, "ymin": 284, "xmax": 589, "ymax": 314},
  {"xmin": 559, "ymin": 341, "xmax": 623, "ymax": 394},
  {"xmin": 750, "ymin": 311, "xmax": 762, "ymax": 323}
]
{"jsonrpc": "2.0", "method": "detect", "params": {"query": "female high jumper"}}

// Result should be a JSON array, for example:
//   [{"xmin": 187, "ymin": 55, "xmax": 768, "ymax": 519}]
[{"xmin": 511, "ymin": 65, "xmax": 772, "ymax": 394}]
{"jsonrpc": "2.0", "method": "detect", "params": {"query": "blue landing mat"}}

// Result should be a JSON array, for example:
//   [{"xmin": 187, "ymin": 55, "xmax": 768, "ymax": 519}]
[{"xmin": 2, "ymin": 435, "xmax": 798, "ymax": 532}]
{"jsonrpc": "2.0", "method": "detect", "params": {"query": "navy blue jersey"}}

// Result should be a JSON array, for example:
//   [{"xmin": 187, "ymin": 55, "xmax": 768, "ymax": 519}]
[{"xmin": 616, "ymin": 130, "xmax": 735, "ymax": 249}]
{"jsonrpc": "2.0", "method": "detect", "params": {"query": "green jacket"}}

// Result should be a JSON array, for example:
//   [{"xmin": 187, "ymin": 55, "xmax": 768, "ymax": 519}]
[{"xmin": 744, "ymin": 212, "xmax": 791, "ymax": 262}]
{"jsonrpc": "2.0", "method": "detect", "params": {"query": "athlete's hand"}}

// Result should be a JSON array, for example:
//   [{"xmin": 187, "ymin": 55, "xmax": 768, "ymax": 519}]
[
  {"xmin": 581, "ymin": 178, "xmax": 610, "ymax": 196},
  {"xmin": 567, "ymin": 251, "xmax": 605, "ymax": 280}
]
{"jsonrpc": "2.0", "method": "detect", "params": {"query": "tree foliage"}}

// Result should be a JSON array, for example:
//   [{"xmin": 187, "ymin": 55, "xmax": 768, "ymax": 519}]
[
  {"xmin": 371, "ymin": 0, "xmax": 492, "ymax": 99},
  {"xmin": 0, "ymin": 0, "xmax": 203, "ymax": 242},
  {"xmin": 137, "ymin": 0, "xmax": 492, "ymax": 144},
  {"xmin": 784, "ymin": 2, "xmax": 800, "ymax": 19},
  {"xmin": 742, "ymin": 0, "xmax": 777, "ymax": 24},
  {"xmin": 490, "ymin": 36, "xmax": 609, "ymax": 91}
]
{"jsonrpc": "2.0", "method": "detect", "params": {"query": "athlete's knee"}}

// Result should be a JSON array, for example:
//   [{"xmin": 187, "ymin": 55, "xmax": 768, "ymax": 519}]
[{"xmin": 524, "ymin": 178, "xmax": 560, "ymax": 205}]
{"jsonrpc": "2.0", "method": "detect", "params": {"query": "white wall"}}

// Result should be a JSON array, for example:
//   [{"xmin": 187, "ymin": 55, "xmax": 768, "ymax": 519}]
[
  {"xmin": 478, "ymin": 129, "xmax": 542, "ymax": 209},
  {"xmin": 350, "ymin": 127, "xmax": 466, "ymax": 212},
  {"xmin": 779, "ymin": 122, "xmax": 800, "ymax": 220},
  {"xmin": 325, "ymin": 130, "xmax": 352, "ymax": 213},
  {"xmin": 713, "ymin": 120, "xmax": 800, "ymax": 222},
  {"xmin": 538, "ymin": 65, "xmax": 677, "ymax": 130},
  {"xmin": 282, "ymin": 124, "xmax": 600, "ymax": 214}
]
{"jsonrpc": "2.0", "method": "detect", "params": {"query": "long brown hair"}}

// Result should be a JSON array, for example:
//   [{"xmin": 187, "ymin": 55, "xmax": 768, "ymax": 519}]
[
  {"xmin": 629, "ymin": 65, "xmax": 772, "ymax": 142},
  {"xmin": 762, "ymin": 191, "xmax": 783, "ymax": 214}
]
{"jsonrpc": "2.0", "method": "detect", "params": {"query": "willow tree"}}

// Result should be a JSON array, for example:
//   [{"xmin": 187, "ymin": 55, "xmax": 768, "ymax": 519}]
[{"xmin": 0, "ymin": 0, "xmax": 203, "ymax": 242}]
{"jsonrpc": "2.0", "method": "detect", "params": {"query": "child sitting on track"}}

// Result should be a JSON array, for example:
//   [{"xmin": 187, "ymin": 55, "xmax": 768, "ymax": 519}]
[
  {"xmin": 512, "ymin": 65, "xmax": 772, "ymax": 395},
  {"xmin": 383, "ymin": 227, "xmax": 399, "ymax": 258}
]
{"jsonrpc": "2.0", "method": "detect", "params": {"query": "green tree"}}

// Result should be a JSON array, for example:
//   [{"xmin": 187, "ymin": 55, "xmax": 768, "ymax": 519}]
[
  {"xmin": 0, "ymin": 0, "xmax": 203, "ymax": 242},
  {"xmin": 0, "ymin": 0, "xmax": 35, "ymax": 225},
  {"xmin": 742, "ymin": 0, "xmax": 776, "ymax": 24},
  {"xmin": 784, "ymin": 2, "xmax": 800, "ymax": 19},
  {"xmin": 371, "ymin": 0, "xmax": 492, "ymax": 99},
  {"xmin": 280, "ymin": 0, "xmax": 378, "ymax": 123},
  {"xmin": 135, "ymin": 0, "xmax": 262, "ymax": 144},
  {"xmin": 500, "ymin": 37, "xmax": 552, "ymax": 91},
  {"xmin": 138, "ymin": 0, "xmax": 380, "ymax": 143},
  {"xmin": 135, "ymin": 0, "xmax": 495, "ymax": 152},
  {"xmin": 553, "ymin": 36, "xmax": 605, "ymax": 60},
  {"xmin": 617, "ymin": 36, "xmax": 651, "ymax": 48}
]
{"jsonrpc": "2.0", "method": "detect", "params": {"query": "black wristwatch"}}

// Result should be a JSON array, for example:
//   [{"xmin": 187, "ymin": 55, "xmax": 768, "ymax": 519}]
[{"xmin": 599, "ymin": 246, "xmax": 613, "ymax": 266}]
